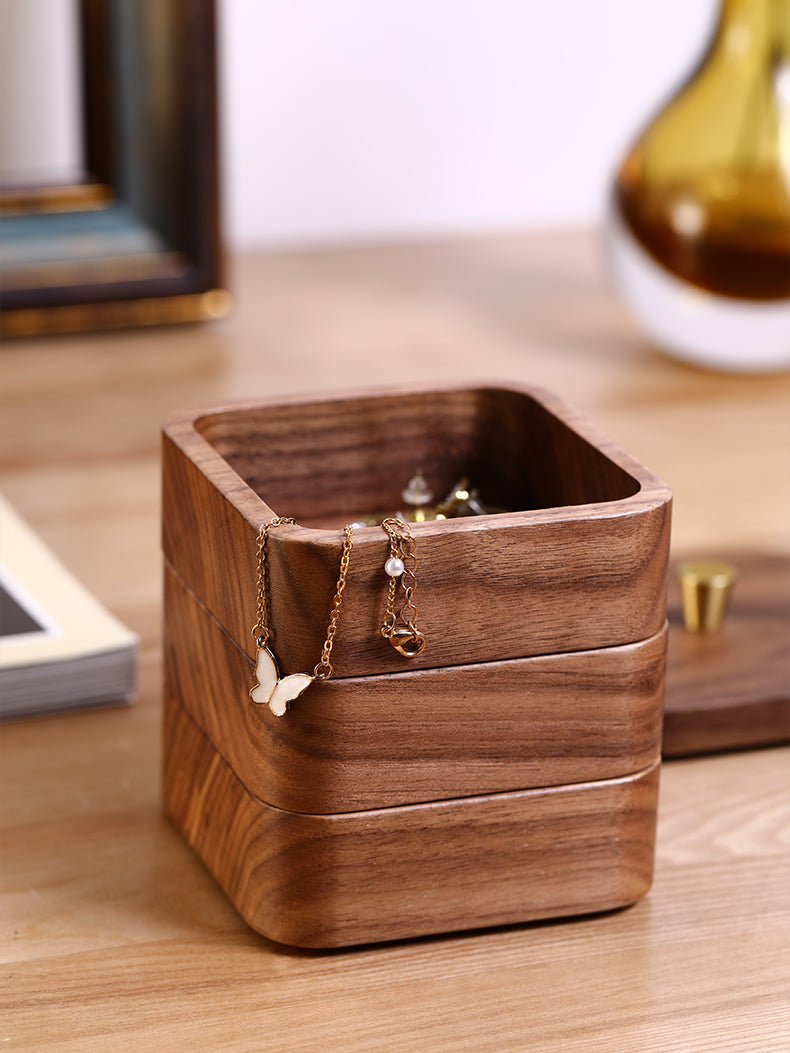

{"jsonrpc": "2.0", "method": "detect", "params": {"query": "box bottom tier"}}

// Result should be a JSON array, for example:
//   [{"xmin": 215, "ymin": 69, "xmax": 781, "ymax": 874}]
[{"xmin": 163, "ymin": 694, "xmax": 660, "ymax": 948}]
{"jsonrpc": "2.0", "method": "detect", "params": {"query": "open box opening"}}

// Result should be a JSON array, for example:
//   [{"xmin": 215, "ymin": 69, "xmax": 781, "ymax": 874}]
[
  {"xmin": 193, "ymin": 386, "xmax": 640, "ymax": 528},
  {"xmin": 163, "ymin": 384, "xmax": 671, "ymax": 679}
]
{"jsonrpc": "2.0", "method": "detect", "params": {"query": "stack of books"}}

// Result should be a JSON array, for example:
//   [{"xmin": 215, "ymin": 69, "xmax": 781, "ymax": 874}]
[{"xmin": 0, "ymin": 496, "xmax": 137, "ymax": 718}]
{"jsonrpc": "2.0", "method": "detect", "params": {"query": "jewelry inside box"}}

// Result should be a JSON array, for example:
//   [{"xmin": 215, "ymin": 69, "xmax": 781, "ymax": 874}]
[{"xmin": 351, "ymin": 469, "xmax": 506, "ymax": 527}]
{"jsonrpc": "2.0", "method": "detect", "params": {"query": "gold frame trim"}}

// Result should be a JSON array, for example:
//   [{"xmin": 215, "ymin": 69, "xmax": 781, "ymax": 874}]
[{"xmin": 1, "ymin": 289, "xmax": 231, "ymax": 338}]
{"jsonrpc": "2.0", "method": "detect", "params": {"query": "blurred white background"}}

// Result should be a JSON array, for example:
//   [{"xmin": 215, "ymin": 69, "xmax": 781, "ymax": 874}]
[
  {"xmin": 218, "ymin": 0, "xmax": 717, "ymax": 247},
  {"xmin": 1, "ymin": 0, "xmax": 718, "ymax": 249}
]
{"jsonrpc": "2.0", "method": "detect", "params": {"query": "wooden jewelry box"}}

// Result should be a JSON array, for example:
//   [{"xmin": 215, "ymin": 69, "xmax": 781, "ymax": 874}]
[{"xmin": 162, "ymin": 384, "xmax": 671, "ymax": 948}]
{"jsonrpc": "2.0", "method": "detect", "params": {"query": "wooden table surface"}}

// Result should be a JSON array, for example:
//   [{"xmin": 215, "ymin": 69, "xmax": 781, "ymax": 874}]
[{"xmin": 1, "ymin": 230, "xmax": 789, "ymax": 1051}]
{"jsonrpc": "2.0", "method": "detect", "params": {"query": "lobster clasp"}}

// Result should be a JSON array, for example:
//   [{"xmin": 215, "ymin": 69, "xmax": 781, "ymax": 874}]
[{"xmin": 389, "ymin": 627, "xmax": 426, "ymax": 657}]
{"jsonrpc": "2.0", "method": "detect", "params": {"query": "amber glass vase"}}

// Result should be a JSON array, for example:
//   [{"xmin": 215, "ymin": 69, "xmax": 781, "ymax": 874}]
[{"xmin": 608, "ymin": 0, "xmax": 790, "ymax": 371}]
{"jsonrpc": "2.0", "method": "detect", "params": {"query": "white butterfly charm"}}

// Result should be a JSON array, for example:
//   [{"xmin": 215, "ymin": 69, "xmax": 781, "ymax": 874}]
[{"xmin": 250, "ymin": 645, "xmax": 314, "ymax": 716}]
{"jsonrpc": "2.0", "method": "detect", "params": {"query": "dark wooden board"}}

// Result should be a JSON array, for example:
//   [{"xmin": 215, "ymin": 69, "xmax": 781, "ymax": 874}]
[{"xmin": 664, "ymin": 552, "xmax": 790, "ymax": 757}]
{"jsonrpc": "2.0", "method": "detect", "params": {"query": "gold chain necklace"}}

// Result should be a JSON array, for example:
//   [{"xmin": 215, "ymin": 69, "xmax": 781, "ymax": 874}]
[
  {"xmin": 380, "ymin": 517, "xmax": 426, "ymax": 656},
  {"xmin": 250, "ymin": 517, "xmax": 354, "ymax": 715},
  {"xmin": 250, "ymin": 516, "xmax": 425, "ymax": 716}
]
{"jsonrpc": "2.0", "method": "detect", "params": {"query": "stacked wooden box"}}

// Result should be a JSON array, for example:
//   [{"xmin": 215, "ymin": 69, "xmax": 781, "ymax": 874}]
[{"xmin": 162, "ymin": 385, "xmax": 671, "ymax": 947}]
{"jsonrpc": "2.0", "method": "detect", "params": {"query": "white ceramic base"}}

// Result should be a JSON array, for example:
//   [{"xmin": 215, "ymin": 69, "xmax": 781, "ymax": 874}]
[{"xmin": 605, "ymin": 204, "xmax": 790, "ymax": 373}]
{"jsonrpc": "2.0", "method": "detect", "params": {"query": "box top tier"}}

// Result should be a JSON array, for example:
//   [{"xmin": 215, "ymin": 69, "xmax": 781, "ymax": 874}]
[{"xmin": 162, "ymin": 384, "xmax": 671, "ymax": 677}]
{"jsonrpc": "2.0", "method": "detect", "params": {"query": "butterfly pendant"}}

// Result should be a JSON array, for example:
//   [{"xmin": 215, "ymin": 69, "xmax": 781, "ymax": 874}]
[{"xmin": 249, "ymin": 645, "xmax": 314, "ymax": 716}]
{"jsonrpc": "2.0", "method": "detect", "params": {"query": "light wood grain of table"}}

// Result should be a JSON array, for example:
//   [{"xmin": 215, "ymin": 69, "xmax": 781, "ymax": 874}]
[{"xmin": 1, "ymin": 231, "xmax": 788, "ymax": 1051}]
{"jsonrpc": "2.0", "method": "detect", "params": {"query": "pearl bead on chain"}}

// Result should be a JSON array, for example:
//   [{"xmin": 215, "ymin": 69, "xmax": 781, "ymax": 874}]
[{"xmin": 384, "ymin": 556, "xmax": 405, "ymax": 577}]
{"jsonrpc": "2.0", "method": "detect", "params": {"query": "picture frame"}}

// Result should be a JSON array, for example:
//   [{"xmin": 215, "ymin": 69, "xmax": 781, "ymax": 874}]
[{"xmin": 0, "ymin": 0, "xmax": 228, "ymax": 337}]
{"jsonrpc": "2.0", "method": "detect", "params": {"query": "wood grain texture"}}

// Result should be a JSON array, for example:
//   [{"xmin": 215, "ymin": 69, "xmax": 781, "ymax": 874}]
[
  {"xmin": 2, "ymin": 231, "xmax": 789, "ymax": 1050},
  {"xmin": 162, "ymin": 384, "xmax": 672, "ymax": 678},
  {"xmin": 164, "ymin": 563, "xmax": 665, "ymax": 811},
  {"xmin": 664, "ymin": 551, "xmax": 790, "ymax": 756},
  {"xmin": 163, "ymin": 691, "xmax": 660, "ymax": 948}
]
